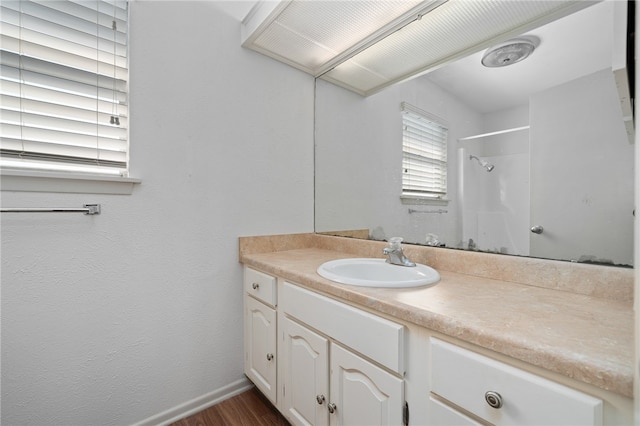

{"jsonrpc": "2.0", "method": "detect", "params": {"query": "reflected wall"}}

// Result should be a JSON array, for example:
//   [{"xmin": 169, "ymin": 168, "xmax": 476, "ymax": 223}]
[
  {"xmin": 314, "ymin": 76, "xmax": 482, "ymax": 248},
  {"xmin": 315, "ymin": 67, "xmax": 634, "ymax": 265}
]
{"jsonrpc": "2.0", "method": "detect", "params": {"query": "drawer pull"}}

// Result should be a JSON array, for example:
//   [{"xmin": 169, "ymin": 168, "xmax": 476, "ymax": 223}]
[
  {"xmin": 485, "ymin": 391, "xmax": 503, "ymax": 409},
  {"xmin": 252, "ymin": 282, "xmax": 260, "ymax": 290},
  {"xmin": 327, "ymin": 403, "xmax": 337, "ymax": 414},
  {"xmin": 266, "ymin": 353, "xmax": 274, "ymax": 361},
  {"xmin": 316, "ymin": 395, "xmax": 325, "ymax": 405}
]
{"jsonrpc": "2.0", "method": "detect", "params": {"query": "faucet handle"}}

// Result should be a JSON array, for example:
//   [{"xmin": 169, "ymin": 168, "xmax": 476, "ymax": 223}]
[
  {"xmin": 384, "ymin": 237, "xmax": 416, "ymax": 267},
  {"xmin": 388, "ymin": 237, "xmax": 404, "ymax": 250}
]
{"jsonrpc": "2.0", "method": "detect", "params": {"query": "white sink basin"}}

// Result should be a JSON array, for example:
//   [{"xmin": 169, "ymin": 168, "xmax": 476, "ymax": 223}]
[{"xmin": 317, "ymin": 258, "xmax": 440, "ymax": 288}]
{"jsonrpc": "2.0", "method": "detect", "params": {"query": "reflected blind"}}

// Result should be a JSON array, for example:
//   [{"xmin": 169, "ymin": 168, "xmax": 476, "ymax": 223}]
[
  {"xmin": 0, "ymin": 0, "xmax": 129, "ymax": 175},
  {"xmin": 401, "ymin": 102, "xmax": 448, "ymax": 197}
]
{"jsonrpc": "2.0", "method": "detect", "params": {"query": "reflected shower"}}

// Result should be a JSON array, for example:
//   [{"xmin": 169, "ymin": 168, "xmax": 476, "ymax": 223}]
[{"xmin": 469, "ymin": 155, "xmax": 495, "ymax": 172}]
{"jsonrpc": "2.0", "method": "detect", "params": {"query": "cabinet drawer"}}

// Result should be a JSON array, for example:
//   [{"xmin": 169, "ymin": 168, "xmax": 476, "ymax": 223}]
[
  {"xmin": 244, "ymin": 267, "xmax": 276, "ymax": 307},
  {"xmin": 430, "ymin": 338, "xmax": 603, "ymax": 425},
  {"xmin": 427, "ymin": 396, "xmax": 482, "ymax": 426},
  {"xmin": 283, "ymin": 282, "xmax": 404, "ymax": 375}
]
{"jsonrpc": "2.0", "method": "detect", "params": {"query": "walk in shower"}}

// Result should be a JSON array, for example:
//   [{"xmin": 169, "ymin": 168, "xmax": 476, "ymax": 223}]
[{"xmin": 458, "ymin": 126, "xmax": 530, "ymax": 256}]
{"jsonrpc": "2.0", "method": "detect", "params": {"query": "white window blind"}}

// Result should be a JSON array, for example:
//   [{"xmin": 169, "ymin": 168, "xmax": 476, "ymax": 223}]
[
  {"xmin": 0, "ymin": 0, "xmax": 129, "ymax": 176},
  {"xmin": 401, "ymin": 102, "xmax": 448, "ymax": 198}
]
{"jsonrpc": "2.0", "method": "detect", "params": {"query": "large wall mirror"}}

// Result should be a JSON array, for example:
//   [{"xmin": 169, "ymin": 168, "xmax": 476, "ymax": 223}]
[{"xmin": 315, "ymin": 0, "xmax": 635, "ymax": 267}]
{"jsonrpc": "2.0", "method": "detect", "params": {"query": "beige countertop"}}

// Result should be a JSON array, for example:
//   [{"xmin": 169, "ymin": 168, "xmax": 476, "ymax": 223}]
[{"xmin": 239, "ymin": 234, "xmax": 634, "ymax": 398}]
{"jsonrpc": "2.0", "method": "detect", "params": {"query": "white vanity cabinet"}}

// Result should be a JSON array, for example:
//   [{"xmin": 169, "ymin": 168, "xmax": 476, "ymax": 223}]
[
  {"xmin": 242, "ymin": 265, "xmax": 629, "ymax": 426},
  {"xmin": 243, "ymin": 268, "xmax": 278, "ymax": 404},
  {"xmin": 281, "ymin": 281, "xmax": 406, "ymax": 426},
  {"xmin": 428, "ymin": 338, "xmax": 604, "ymax": 426}
]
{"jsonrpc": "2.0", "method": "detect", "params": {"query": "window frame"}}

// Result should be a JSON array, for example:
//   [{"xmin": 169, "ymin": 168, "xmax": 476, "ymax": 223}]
[{"xmin": 0, "ymin": 0, "xmax": 137, "ymax": 193}]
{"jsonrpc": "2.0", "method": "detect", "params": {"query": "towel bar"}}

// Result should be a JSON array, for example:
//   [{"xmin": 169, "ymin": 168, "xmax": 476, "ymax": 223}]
[{"xmin": 1, "ymin": 204, "xmax": 101, "ymax": 215}]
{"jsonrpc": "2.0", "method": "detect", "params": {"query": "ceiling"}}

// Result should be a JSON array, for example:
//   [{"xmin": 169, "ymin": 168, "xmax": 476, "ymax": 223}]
[
  {"xmin": 209, "ymin": 1, "xmax": 257, "ymax": 21},
  {"xmin": 425, "ymin": 0, "xmax": 614, "ymax": 113},
  {"xmin": 214, "ymin": 1, "xmax": 618, "ymax": 114}
]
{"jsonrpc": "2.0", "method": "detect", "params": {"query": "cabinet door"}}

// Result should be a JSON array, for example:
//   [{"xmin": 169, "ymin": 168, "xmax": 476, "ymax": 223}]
[
  {"xmin": 245, "ymin": 295, "xmax": 277, "ymax": 403},
  {"xmin": 329, "ymin": 343, "xmax": 404, "ymax": 426},
  {"xmin": 282, "ymin": 317, "xmax": 330, "ymax": 426}
]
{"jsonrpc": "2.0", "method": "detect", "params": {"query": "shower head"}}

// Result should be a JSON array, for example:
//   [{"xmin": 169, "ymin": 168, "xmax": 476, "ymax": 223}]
[{"xmin": 469, "ymin": 155, "xmax": 495, "ymax": 172}]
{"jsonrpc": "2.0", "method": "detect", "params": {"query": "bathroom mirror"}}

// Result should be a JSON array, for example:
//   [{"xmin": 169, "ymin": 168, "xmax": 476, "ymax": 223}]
[{"xmin": 314, "ymin": 1, "xmax": 635, "ymax": 266}]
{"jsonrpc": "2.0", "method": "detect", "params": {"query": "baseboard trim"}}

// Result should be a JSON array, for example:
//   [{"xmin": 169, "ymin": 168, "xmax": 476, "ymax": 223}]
[{"xmin": 133, "ymin": 377, "xmax": 253, "ymax": 426}]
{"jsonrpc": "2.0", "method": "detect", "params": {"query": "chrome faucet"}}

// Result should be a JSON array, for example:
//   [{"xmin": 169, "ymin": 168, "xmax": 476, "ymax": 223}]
[{"xmin": 383, "ymin": 237, "xmax": 416, "ymax": 267}]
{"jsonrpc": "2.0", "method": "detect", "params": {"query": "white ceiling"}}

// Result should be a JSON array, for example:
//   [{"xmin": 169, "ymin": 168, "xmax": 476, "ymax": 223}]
[
  {"xmin": 423, "ymin": 1, "xmax": 614, "ymax": 113},
  {"xmin": 209, "ymin": 0, "xmax": 258, "ymax": 21},
  {"xmin": 214, "ymin": 1, "xmax": 616, "ymax": 114}
]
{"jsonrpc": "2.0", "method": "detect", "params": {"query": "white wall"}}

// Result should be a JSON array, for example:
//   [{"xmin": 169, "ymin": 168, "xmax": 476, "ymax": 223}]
[
  {"xmin": 314, "ymin": 75, "xmax": 483, "ymax": 248},
  {"xmin": 530, "ymin": 68, "xmax": 633, "ymax": 265},
  {"xmin": 0, "ymin": 2, "xmax": 315, "ymax": 424}
]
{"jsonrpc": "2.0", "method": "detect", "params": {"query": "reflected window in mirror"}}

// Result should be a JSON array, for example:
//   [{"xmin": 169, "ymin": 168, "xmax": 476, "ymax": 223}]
[{"xmin": 401, "ymin": 102, "xmax": 449, "ymax": 202}]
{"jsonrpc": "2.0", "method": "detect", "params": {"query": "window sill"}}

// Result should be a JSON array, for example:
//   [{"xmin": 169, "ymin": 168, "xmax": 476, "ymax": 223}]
[
  {"xmin": 1, "ymin": 169, "xmax": 141, "ymax": 195},
  {"xmin": 400, "ymin": 194, "xmax": 450, "ymax": 206}
]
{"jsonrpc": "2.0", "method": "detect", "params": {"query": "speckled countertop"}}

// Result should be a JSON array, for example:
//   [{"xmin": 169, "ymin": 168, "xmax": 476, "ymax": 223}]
[{"xmin": 239, "ymin": 233, "xmax": 634, "ymax": 398}]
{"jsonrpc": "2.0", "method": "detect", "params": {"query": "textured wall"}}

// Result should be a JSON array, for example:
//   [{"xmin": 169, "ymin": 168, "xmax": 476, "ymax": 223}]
[{"xmin": 0, "ymin": 2, "xmax": 314, "ymax": 424}]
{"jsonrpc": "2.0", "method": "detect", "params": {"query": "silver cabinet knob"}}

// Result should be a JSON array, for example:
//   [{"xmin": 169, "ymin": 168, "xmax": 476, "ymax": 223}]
[
  {"xmin": 316, "ymin": 395, "xmax": 325, "ymax": 405},
  {"xmin": 252, "ymin": 282, "xmax": 260, "ymax": 290},
  {"xmin": 485, "ymin": 391, "xmax": 503, "ymax": 409},
  {"xmin": 530, "ymin": 225, "xmax": 544, "ymax": 234},
  {"xmin": 327, "ymin": 403, "xmax": 337, "ymax": 414},
  {"xmin": 266, "ymin": 353, "xmax": 274, "ymax": 361}
]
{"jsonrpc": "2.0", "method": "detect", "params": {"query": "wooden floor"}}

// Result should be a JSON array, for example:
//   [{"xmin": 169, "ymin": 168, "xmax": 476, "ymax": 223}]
[{"xmin": 170, "ymin": 387, "xmax": 289, "ymax": 426}]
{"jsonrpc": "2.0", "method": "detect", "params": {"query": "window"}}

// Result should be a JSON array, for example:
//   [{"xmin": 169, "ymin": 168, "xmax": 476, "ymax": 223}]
[
  {"xmin": 401, "ymin": 102, "xmax": 448, "ymax": 199},
  {"xmin": 0, "ymin": 0, "xmax": 129, "ymax": 177}
]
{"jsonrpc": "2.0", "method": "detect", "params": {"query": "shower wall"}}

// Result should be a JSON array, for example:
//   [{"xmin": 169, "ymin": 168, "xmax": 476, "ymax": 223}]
[{"xmin": 459, "ymin": 127, "xmax": 530, "ymax": 256}]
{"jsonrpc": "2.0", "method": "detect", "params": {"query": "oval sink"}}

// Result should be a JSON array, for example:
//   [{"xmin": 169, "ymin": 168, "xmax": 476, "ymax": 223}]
[{"xmin": 317, "ymin": 258, "xmax": 440, "ymax": 288}]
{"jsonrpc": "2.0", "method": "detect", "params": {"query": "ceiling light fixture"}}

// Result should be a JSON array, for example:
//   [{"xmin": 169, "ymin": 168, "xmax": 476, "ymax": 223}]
[{"xmin": 481, "ymin": 37, "xmax": 539, "ymax": 68}]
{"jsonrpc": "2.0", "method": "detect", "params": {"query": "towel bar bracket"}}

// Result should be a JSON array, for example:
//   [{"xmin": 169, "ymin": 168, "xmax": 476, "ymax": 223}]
[{"xmin": 84, "ymin": 204, "xmax": 101, "ymax": 215}]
